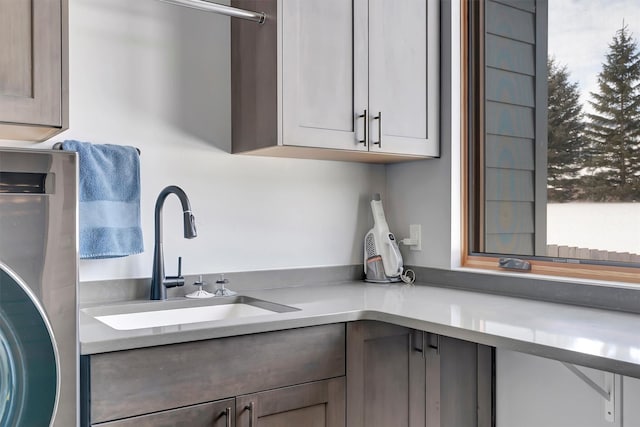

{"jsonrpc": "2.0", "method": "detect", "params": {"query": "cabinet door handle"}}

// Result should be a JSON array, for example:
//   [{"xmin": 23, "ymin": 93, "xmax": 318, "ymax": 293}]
[
  {"xmin": 411, "ymin": 330, "xmax": 425, "ymax": 358},
  {"xmin": 427, "ymin": 333, "xmax": 440, "ymax": 355},
  {"xmin": 223, "ymin": 407, "xmax": 232, "ymax": 427},
  {"xmin": 357, "ymin": 109, "xmax": 368, "ymax": 146},
  {"xmin": 373, "ymin": 112, "xmax": 382, "ymax": 147},
  {"xmin": 244, "ymin": 402, "xmax": 255, "ymax": 427}
]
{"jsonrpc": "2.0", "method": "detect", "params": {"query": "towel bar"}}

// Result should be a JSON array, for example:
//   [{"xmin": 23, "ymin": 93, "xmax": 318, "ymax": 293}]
[
  {"xmin": 52, "ymin": 142, "xmax": 141, "ymax": 155},
  {"xmin": 158, "ymin": 0, "xmax": 265, "ymax": 24}
]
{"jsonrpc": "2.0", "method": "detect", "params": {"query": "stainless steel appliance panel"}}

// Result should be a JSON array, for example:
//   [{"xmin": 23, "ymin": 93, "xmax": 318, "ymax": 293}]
[{"xmin": 0, "ymin": 148, "xmax": 77, "ymax": 427}]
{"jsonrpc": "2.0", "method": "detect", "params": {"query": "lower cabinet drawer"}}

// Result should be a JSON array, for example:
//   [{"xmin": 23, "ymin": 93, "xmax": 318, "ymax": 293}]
[
  {"xmin": 88, "ymin": 323, "xmax": 346, "ymax": 424},
  {"xmin": 92, "ymin": 398, "xmax": 235, "ymax": 427}
]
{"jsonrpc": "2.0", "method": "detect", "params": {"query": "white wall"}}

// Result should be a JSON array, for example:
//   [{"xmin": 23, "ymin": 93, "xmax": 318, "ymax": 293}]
[
  {"xmin": 1, "ymin": 0, "xmax": 385, "ymax": 282},
  {"xmin": 385, "ymin": 0, "xmax": 461, "ymax": 270}
]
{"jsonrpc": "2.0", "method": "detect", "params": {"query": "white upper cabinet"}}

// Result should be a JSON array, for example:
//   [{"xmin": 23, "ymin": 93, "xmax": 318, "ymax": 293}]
[
  {"xmin": 368, "ymin": 0, "xmax": 439, "ymax": 157},
  {"xmin": 231, "ymin": 0, "xmax": 439, "ymax": 163},
  {"xmin": 281, "ymin": 0, "xmax": 368, "ymax": 152}
]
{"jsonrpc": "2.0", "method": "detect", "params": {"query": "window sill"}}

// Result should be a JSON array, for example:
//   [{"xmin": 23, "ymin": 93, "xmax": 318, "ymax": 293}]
[
  {"xmin": 410, "ymin": 264, "xmax": 640, "ymax": 315},
  {"xmin": 464, "ymin": 255, "xmax": 640, "ymax": 285}
]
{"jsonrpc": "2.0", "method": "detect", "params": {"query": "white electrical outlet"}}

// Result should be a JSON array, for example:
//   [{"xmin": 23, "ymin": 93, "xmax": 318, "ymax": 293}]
[
  {"xmin": 401, "ymin": 224, "xmax": 422, "ymax": 250},
  {"xmin": 409, "ymin": 224, "xmax": 422, "ymax": 251}
]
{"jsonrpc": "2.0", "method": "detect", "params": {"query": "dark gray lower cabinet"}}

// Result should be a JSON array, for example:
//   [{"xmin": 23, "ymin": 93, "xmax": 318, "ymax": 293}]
[
  {"xmin": 440, "ymin": 336, "xmax": 494, "ymax": 427},
  {"xmin": 83, "ymin": 324, "xmax": 346, "ymax": 427},
  {"xmin": 346, "ymin": 321, "xmax": 494, "ymax": 427},
  {"xmin": 347, "ymin": 321, "xmax": 427, "ymax": 427},
  {"xmin": 83, "ymin": 321, "xmax": 492, "ymax": 427},
  {"xmin": 236, "ymin": 377, "xmax": 346, "ymax": 427},
  {"xmin": 93, "ymin": 398, "xmax": 235, "ymax": 427}
]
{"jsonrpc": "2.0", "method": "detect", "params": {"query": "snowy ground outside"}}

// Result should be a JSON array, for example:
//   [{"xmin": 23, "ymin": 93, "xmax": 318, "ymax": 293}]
[{"xmin": 547, "ymin": 203, "xmax": 640, "ymax": 254}]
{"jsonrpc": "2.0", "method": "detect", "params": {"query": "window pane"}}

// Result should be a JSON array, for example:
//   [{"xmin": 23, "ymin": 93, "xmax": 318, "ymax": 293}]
[
  {"xmin": 546, "ymin": 1, "xmax": 640, "ymax": 263},
  {"xmin": 473, "ymin": 0, "xmax": 640, "ymax": 266}
]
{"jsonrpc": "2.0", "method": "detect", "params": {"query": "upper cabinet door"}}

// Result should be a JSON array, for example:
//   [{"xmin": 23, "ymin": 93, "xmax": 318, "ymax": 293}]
[
  {"xmin": 281, "ymin": 0, "xmax": 368, "ymax": 151},
  {"xmin": 368, "ymin": 0, "xmax": 439, "ymax": 157},
  {"xmin": 0, "ymin": 0, "xmax": 63, "ymax": 128}
]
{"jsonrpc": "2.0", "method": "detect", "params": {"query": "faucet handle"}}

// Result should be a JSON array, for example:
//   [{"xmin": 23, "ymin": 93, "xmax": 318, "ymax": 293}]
[
  {"xmin": 213, "ymin": 274, "xmax": 237, "ymax": 297},
  {"xmin": 192, "ymin": 275, "xmax": 205, "ymax": 291},
  {"xmin": 165, "ymin": 256, "xmax": 185, "ymax": 288}
]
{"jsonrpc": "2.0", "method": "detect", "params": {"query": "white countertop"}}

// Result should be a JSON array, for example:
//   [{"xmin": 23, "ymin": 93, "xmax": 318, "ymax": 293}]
[{"xmin": 79, "ymin": 281, "xmax": 640, "ymax": 377}]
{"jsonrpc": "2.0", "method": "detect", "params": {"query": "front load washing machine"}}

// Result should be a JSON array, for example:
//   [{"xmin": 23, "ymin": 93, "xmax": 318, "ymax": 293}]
[{"xmin": 0, "ymin": 148, "xmax": 77, "ymax": 426}]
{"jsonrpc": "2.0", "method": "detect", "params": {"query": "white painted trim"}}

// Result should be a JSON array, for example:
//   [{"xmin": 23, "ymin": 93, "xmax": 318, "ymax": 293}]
[{"xmin": 450, "ymin": 0, "xmax": 462, "ymax": 269}]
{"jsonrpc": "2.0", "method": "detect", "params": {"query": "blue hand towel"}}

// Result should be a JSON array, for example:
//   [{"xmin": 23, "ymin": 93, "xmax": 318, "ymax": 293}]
[{"xmin": 62, "ymin": 140, "xmax": 144, "ymax": 259}]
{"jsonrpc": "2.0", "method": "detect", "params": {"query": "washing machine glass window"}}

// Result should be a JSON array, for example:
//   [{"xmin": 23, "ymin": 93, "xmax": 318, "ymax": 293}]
[{"xmin": 0, "ymin": 267, "xmax": 58, "ymax": 427}]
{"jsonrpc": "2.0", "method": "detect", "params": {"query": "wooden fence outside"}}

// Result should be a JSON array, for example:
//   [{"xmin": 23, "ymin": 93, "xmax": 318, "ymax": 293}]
[{"xmin": 547, "ymin": 245, "xmax": 640, "ymax": 263}]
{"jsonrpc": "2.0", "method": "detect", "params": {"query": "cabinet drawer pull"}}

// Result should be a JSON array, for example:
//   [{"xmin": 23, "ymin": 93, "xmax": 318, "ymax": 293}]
[
  {"xmin": 358, "ymin": 109, "xmax": 368, "ymax": 146},
  {"xmin": 373, "ymin": 112, "xmax": 382, "ymax": 147},
  {"xmin": 245, "ymin": 402, "xmax": 255, "ymax": 427}
]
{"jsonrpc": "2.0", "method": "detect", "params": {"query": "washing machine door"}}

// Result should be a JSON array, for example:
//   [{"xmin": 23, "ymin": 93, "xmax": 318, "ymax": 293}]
[{"xmin": 0, "ymin": 266, "xmax": 58, "ymax": 427}]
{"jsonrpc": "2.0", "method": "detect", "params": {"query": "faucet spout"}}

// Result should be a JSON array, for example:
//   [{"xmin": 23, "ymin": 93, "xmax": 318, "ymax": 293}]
[{"xmin": 150, "ymin": 185, "xmax": 197, "ymax": 300}]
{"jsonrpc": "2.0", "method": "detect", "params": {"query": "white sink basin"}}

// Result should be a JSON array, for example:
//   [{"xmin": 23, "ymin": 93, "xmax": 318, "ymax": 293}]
[{"xmin": 85, "ymin": 296, "xmax": 299, "ymax": 331}]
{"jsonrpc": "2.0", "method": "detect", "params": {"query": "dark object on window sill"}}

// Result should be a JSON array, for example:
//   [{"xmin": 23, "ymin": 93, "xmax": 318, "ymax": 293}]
[{"xmin": 498, "ymin": 258, "xmax": 532, "ymax": 271}]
